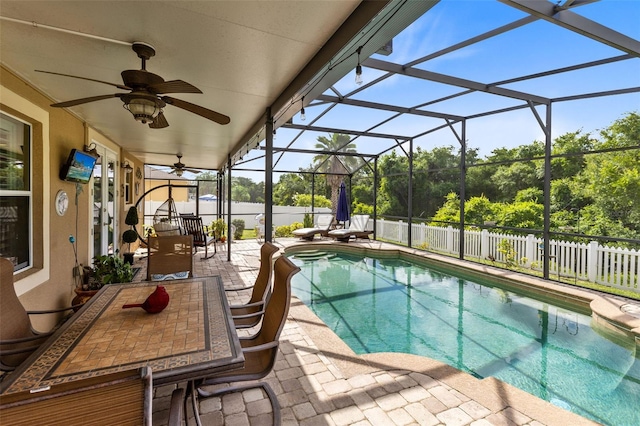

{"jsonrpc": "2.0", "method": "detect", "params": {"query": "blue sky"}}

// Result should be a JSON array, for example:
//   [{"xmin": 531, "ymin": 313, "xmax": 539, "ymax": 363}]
[{"xmin": 235, "ymin": 0, "xmax": 640, "ymax": 183}]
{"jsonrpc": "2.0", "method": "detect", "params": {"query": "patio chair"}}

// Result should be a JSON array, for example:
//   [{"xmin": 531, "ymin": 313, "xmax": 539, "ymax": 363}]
[
  {"xmin": 227, "ymin": 241, "xmax": 279, "ymax": 329},
  {"xmin": 292, "ymin": 214, "xmax": 335, "ymax": 241},
  {"xmin": 0, "ymin": 367, "xmax": 183, "ymax": 426},
  {"xmin": 327, "ymin": 214, "xmax": 373, "ymax": 242},
  {"xmin": 0, "ymin": 257, "xmax": 79, "ymax": 372},
  {"xmin": 180, "ymin": 215, "xmax": 216, "ymax": 259},
  {"xmin": 191, "ymin": 256, "xmax": 301, "ymax": 425},
  {"xmin": 147, "ymin": 235, "xmax": 194, "ymax": 281}
]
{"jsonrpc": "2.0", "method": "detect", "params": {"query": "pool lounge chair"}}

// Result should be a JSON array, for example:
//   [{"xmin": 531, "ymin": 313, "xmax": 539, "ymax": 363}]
[
  {"xmin": 328, "ymin": 214, "xmax": 373, "ymax": 242},
  {"xmin": 292, "ymin": 214, "xmax": 334, "ymax": 241}
]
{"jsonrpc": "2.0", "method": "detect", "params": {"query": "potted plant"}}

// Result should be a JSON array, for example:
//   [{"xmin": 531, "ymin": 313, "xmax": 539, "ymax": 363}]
[
  {"xmin": 211, "ymin": 218, "xmax": 226, "ymax": 242},
  {"xmin": 122, "ymin": 206, "xmax": 139, "ymax": 264},
  {"xmin": 73, "ymin": 252, "xmax": 134, "ymax": 308}
]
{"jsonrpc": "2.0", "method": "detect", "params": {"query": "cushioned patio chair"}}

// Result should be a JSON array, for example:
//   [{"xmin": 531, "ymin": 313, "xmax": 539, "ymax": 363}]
[
  {"xmin": 0, "ymin": 257, "xmax": 79, "ymax": 372},
  {"xmin": 0, "ymin": 367, "xmax": 183, "ymax": 426},
  {"xmin": 327, "ymin": 214, "xmax": 373, "ymax": 242},
  {"xmin": 292, "ymin": 214, "xmax": 334, "ymax": 241},
  {"xmin": 180, "ymin": 215, "xmax": 216, "ymax": 259},
  {"xmin": 147, "ymin": 235, "xmax": 194, "ymax": 281},
  {"xmin": 227, "ymin": 241, "xmax": 279, "ymax": 329},
  {"xmin": 190, "ymin": 256, "xmax": 301, "ymax": 425}
]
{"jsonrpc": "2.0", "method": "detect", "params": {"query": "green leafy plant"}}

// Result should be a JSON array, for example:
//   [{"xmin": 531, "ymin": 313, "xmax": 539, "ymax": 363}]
[
  {"xmin": 89, "ymin": 253, "xmax": 133, "ymax": 288},
  {"xmin": 497, "ymin": 240, "xmax": 518, "ymax": 268},
  {"xmin": 303, "ymin": 213, "xmax": 313, "ymax": 228},
  {"xmin": 232, "ymin": 219, "xmax": 245, "ymax": 240},
  {"xmin": 210, "ymin": 218, "xmax": 226, "ymax": 240}
]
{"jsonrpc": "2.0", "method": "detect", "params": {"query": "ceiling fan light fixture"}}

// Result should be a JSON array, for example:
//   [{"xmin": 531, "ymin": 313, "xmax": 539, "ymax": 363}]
[
  {"xmin": 124, "ymin": 98, "xmax": 159, "ymax": 124},
  {"xmin": 175, "ymin": 169, "xmax": 184, "ymax": 177}
]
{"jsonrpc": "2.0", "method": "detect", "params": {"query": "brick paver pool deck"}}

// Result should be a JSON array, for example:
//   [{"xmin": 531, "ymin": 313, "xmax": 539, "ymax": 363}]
[{"xmin": 139, "ymin": 238, "xmax": 614, "ymax": 426}]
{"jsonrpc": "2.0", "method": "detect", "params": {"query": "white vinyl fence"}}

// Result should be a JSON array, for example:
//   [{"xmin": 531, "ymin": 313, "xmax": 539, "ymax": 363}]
[{"xmin": 377, "ymin": 219, "xmax": 640, "ymax": 294}]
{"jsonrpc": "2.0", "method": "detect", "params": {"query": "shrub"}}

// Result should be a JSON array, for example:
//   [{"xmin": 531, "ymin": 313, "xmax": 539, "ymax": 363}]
[
  {"xmin": 303, "ymin": 213, "xmax": 313, "ymax": 228},
  {"xmin": 275, "ymin": 222, "xmax": 303, "ymax": 237},
  {"xmin": 232, "ymin": 219, "xmax": 245, "ymax": 240}
]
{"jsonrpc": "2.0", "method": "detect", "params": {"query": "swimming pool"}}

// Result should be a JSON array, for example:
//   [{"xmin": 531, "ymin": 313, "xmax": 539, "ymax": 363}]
[{"xmin": 288, "ymin": 249, "xmax": 640, "ymax": 426}]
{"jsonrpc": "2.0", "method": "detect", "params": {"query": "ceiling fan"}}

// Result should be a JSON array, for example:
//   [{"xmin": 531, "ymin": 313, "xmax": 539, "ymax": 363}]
[
  {"xmin": 36, "ymin": 42, "xmax": 230, "ymax": 128},
  {"xmin": 169, "ymin": 154, "xmax": 200, "ymax": 177}
]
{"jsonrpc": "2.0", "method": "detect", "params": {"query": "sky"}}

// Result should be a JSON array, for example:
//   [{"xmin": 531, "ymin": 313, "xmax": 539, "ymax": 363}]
[{"xmin": 227, "ymin": 0, "xmax": 640, "ymax": 183}]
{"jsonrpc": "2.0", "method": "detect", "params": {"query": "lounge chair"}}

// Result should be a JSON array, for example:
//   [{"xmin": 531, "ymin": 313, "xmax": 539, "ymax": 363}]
[
  {"xmin": 292, "ymin": 214, "xmax": 334, "ymax": 241},
  {"xmin": 327, "ymin": 214, "xmax": 373, "ymax": 242}
]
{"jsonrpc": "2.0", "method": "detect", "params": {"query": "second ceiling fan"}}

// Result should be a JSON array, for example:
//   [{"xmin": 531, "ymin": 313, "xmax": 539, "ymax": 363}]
[{"xmin": 37, "ymin": 42, "xmax": 230, "ymax": 129}]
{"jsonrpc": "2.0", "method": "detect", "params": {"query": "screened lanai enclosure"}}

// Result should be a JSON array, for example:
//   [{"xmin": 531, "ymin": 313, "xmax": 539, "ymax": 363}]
[{"xmin": 202, "ymin": 0, "xmax": 639, "ymax": 297}]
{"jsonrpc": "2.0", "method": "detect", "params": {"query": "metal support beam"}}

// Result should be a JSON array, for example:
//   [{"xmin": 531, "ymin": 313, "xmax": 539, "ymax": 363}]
[
  {"xmin": 459, "ymin": 121, "xmax": 466, "ymax": 260},
  {"xmin": 365, "ymin": 58, "xmax": 551, "ymax": 104},
  {"xmin": 373, "ymin": 157, "xmax": 378, "ymax": 240},
  {"xmin": 284, "ymin": 123, "xmax": 411, "ymax": 141},
  {"xmin": 543, "ymin": 104, "xmax": 552, "ymax": 279},
  {"xmin": 316, "ymin": 94, "xmax": 465, "ymax": 121},
  {"xmin": 499, "ymin": 0, "xmax": 640, "ymax": 57},
  {"xmin": 408, "ymin": 139, "xmax": 413, "ymax": 248},
  {"xmin": 265, "ymin": 109, "xmax": 274, "ymax": 243},
  {"xmin": 226, "ymin": 156, "xmax": 232, "ymax": 261}
]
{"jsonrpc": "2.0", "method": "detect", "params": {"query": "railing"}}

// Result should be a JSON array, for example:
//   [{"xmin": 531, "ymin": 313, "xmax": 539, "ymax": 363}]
[{"xmin": 376, "ymin": 219, "xmax": 640, "ymax": 294}]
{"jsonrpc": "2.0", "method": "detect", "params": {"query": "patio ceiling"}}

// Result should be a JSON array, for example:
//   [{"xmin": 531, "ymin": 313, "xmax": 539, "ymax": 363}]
[
  {"xmin": 0, "ymin": 0, "xmax": 434, "ymax": 170},
  {"xmin": 1, "ymin": 1, "xmax": 638, "ymax": 175}
]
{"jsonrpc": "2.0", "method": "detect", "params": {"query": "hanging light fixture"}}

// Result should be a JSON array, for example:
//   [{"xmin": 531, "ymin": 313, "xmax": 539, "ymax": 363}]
[
  {"xmin": 300, "ymin": 96, "xmax": 306, "ymax": 121},
  {"xmin": 122, "ymin": 93, "xmax": 162, "ymax": 124},
  {"xmin": 355, "ymin": 46, "xmax": 363, "ymax": 85},
  {"xmin": 121, "ymin": 160, "xmax": 133, "ymax": 174}
]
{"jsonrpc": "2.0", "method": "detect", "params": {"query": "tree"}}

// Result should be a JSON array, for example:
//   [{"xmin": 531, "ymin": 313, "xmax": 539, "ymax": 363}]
[
  {"xmin": 194, "ymin": 171, "xmax": 218, "ymax": 196},
  {"xmin": 273, "ymin": 173, "xmax": 308, "ymax": 206},
  {"xmin": 312, "ymin": 134, "xmax": 358, "ymax": 214}
]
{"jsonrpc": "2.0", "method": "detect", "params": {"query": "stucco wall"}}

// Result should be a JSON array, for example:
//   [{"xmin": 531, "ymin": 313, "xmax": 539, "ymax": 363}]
[{"xmin": 0, "ymin": 66, "xmax": 139, "ymax": 330}]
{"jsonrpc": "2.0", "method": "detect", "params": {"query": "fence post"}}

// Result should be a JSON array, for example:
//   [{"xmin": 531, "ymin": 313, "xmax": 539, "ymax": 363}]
[
  {"xmin": 379, "ymin": 219, "xmax": 385, "ymax": 240},
  {"xmin": 587, "ymin": 241, "xmax": 599, "ymax": 283},
  {"xmin": 446, "ymin": 226, "xmax": 454, "ymax": 253},
  {"xmin": 480, "ymin": 229, "xmax": 489, "ymax": 259},
  {"xmin": 419, "ymin": 223, "xmax": 426, "ymax": 248},
  {"xmin": 525, "ymin": 234, "xmax": 536, "ymax": 267}
]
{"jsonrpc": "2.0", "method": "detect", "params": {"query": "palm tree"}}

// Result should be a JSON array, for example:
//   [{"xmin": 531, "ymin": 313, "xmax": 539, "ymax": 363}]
[{"xmin": 312, "ymin": 133, "xmax": 358, "ymax": 214}]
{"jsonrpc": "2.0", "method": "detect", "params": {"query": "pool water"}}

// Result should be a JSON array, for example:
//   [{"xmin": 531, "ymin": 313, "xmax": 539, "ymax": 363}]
[{"xmin": 289, "ymin": 251, "xmax": 640, "ymax": 426}]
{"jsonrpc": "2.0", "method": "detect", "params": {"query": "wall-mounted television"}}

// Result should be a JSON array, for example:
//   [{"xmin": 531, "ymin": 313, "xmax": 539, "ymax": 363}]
[{"xmin": 60, "ymin": 149, "xmax": 99, "ymax": 184}]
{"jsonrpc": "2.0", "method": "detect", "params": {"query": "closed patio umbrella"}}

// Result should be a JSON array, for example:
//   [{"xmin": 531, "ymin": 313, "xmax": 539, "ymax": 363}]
[{"xmin": 336, "ymin": 181, "xmax": 350, "ymax": 227}]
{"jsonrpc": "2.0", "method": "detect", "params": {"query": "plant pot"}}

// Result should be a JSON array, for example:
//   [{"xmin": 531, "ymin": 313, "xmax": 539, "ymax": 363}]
[
  {"xmin": 123, "ymin": 252, "xmax": 134, "ymax": 265},
  {"xmin": 72, "ymin": 288, "xmax": 99, "ymax": 311}
]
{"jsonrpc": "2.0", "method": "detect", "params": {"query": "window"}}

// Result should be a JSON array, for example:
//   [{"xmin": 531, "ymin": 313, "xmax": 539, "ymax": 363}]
[{"xmin": 0, "ymin": 112, "xmax": 31, "ymax": 271}]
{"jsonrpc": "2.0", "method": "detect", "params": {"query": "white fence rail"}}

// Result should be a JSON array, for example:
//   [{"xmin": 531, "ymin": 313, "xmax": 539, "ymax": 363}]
[{"xmin": 378, "ymin": 219, "xmax": 640, "ymax": 294}]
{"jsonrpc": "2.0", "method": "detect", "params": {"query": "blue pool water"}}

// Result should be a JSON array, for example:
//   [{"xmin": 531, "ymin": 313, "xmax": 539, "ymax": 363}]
[{"xmin": 289, "ymin": 250, "xmax": 640, "ymax": 426}]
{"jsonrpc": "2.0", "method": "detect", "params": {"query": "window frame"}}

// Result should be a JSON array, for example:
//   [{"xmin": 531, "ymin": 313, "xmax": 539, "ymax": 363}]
[{"xmin": 0, "ymin": 111, "xmax": 33, "ymax": 272}]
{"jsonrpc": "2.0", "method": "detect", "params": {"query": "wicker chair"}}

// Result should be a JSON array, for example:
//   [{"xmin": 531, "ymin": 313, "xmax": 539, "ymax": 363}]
[{"xmin": 191, "ymin": 256, "xmax": 301, "ymax": 425}]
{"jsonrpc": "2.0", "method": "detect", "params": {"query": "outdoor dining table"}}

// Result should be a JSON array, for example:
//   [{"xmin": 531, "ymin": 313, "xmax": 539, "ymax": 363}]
[{"xmin": 0, "ymin": 276, "xmax": 244, "ymax": 395}]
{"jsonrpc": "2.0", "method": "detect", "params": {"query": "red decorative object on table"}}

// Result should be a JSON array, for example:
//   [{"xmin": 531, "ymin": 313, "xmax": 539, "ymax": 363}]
[{"xmin": 122, "ymin": 285, "xmax": 170, "ymax": 313}]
